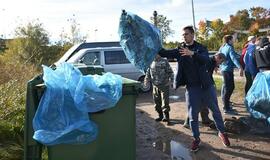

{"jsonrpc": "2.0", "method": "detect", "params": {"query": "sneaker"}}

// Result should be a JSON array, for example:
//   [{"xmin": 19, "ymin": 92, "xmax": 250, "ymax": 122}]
[
  {"xmin": 162, "ymin": 118, "xmax": 169, "ymax": 122},
  {"xmin": 162, "ymin": 118, "xmax": 172, "ymax": 125},
  {"xmin": 191, "ymin": 138, "xmax": 201, "ymax": 152},
  {"xmin": 218, "ymin": 132, "xmax": 230, "ymax": 147},
  {"xmin": 155, "ymin": 117, "xmax": 163, "ymax": 121}
]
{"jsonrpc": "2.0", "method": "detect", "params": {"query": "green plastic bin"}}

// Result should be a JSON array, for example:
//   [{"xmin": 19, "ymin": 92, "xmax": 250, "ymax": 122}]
[
  {"xmin": 73, "ymin": 63, "xmax": 105, "ymax": 75},
  {"xmin": 24, "ymin": 65, "xmax": 139, "ymax": 160}
]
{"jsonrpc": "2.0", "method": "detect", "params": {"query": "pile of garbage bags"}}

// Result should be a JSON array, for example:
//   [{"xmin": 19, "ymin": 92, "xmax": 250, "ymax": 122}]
[
  {"xmin": 33, "ymin": 63, "xmax": 122, "ymax": 145},
  {"xmin": 245, "ymin": 71, "xmax": 270, "ymax": 124}
]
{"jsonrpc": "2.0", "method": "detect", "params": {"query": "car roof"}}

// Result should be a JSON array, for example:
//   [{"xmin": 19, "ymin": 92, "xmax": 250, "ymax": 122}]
[
  {"xmin": 71, "ymin": 42, "xmax": 121, "ymax": 56},
  {"xmin": 79, "ymin": 46, "xmax": 123, "ymax": 52},
  {"xmin": 79, "ymin": 41, "xmax": 121, "ymax": 48},
  {"xmin": 56, "ymin": 41, "xmax": 122, "ymax": 64}
]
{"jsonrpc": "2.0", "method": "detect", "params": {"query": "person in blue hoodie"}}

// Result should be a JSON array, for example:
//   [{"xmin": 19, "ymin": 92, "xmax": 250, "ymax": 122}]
[
  {"xmin": 219, "ymin": 35, "xmax": 243, "ymax": 115},
  {"xmin": 159, "ymin": 26, "xmax": 230, "ymax": 152},
  {"xmin": 243, "ymin": 36, "xmax": 258, "ymax": 94}
]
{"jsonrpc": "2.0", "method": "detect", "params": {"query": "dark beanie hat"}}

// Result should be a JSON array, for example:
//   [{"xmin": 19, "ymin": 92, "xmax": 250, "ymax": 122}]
[{"xmin": 259, "ymin": 37, "xmax": 270, "ymax": 47}]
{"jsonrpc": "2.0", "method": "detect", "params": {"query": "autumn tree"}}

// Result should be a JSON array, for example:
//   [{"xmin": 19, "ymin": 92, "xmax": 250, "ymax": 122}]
[
  {"xmin": 250, "ymin": 7, "xmax": 268, "ymax": 20},
  {"xmin": 211, "ymin": 19, "xmax": 224, "ymax": 40},
  {"xmin": 3, "ymin": 20, "xmax": 63, "ymax": 67},
  {"xmin": 3, "ymin": 21, "xmax": 49, "ymax": 66},
  {"xmin": 249, "ymin": 7, "xmax": 270, "ymax": 33},
  {"xmin": 198, "ymin": 20, "xmax": 208, "ymax": 40},
  {"xmin": 227, "ymin": 9, "xmax": 252, "ymax": 31}
]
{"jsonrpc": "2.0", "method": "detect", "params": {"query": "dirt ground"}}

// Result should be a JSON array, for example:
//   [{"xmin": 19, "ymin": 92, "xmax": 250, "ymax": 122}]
[{"xmin": 135, "ymin": 77, "xmax": 270, "ymax": 160}]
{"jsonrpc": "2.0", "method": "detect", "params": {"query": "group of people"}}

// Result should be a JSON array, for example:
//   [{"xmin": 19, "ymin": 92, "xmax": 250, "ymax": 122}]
[
  {"xmin": 242, "ymin": 35, "xmax": 270, "ymax": 93},
  {"xmin": 144, "ymin": 25, "xmax": 270, "ymax": 152}
]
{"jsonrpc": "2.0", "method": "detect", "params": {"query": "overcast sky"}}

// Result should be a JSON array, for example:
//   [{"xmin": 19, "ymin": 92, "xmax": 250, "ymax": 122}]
[{"xmin": 0, "ymin": 0, "xmax": 269, "ymax": 43}]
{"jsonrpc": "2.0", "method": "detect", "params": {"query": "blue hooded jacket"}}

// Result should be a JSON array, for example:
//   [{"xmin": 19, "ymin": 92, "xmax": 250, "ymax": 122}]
[
  {"xmin": 244, "ymin": 43, "xmax": 258, "ymax": 76},
  {"xmin": 219, "ymin": 43, "xmax": 241, "ymax": 72}
]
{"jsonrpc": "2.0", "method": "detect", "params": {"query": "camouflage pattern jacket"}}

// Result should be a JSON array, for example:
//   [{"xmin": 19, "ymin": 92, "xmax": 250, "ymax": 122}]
[{"xmin": 145, "ymin": 57, "xmax": 174, "ymax": 87}]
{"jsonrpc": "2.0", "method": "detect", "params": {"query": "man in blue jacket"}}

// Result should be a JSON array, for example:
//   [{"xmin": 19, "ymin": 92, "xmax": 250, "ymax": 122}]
[
  {"xmin": 219, "ymin": 35, "xmax": 243, "ymax": 115},
  {"xmin": 159, "ymin": 26, "xmax": 230, "ymax": 152},
  {"xmin": 243, "ymin": 36, "xmax": 258, "ymax": 94}
]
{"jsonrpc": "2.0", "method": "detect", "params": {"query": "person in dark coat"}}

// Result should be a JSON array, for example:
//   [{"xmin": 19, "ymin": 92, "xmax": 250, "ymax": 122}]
[
  {"xmin": 159, "ymin": 26, "xmax": 230, "ymax": 152},
  {"xmin": 183, "ymin": 52, "xmax": 226, "ymax": 129},
  {"xmin": 254, "ymin": 37, "xmax": 270, "ymax": 71}
]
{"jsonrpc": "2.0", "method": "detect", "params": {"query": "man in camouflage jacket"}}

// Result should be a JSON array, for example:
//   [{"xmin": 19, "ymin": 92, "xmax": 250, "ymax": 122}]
[{"xmin": 144, "ymin": 54, "xmax": 174, "ymax": 125}]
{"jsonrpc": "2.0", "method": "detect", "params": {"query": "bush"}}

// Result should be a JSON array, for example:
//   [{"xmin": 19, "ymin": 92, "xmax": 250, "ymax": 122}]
[
  {"xmin": 0, "ymin": 57, "xmax": 38, "ymax": 129},
  {"xmin": 0, "ymin": 121, "xmax": 24, "ymax": 160},
  {"xmin": 0, "ymin": 59, "xmax": 38, "ymax": 159},
  {"xmin": 0, "ymin": 57, "xmax": 37, "ymax": 85},
  {"xmin": 0, "ymin": 142, "xmax": 23, "ymax": 160},
  {"xmin": 0, "ymin": 80, "xmax": 26, "ymax": 132}
]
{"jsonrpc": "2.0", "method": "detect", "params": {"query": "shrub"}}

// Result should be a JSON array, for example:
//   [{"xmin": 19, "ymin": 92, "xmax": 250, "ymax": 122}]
[
  {"xmin": 0, "ymin": 57, "xmax": 38, "ymax": 131},
  {"xmin": 0, "ymin": 80, "xmax": 26, "ymax": 132}
]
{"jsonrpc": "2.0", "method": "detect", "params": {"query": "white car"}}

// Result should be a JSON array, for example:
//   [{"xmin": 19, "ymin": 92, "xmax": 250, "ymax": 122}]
[{"xmin": 55, "ymin": 42, "xmax": 151, "ymax": 92}]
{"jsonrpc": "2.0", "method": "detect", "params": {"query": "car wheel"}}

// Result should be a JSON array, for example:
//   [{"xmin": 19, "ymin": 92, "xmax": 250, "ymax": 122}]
[{"xmin": 138, "ymin": 76, "xmax": 151, "ymax": 93}]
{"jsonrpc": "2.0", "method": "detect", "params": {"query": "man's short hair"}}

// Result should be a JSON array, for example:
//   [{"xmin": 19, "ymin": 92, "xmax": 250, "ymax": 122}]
[
  {"xmin": 183, "ymin": 25, "xmax": 194, "ymax": 34},
  {"xmin": 223, "ymin": 35, "xmax": 233, "ymax": 43}
]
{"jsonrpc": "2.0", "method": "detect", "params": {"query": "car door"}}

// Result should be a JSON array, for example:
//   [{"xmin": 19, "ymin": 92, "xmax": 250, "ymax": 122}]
[{"xmin": 103, "ymin": 49, "xmax": 143, "ymax": 80}]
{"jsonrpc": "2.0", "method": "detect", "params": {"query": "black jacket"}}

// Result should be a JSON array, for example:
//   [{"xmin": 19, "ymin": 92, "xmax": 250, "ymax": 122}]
[
  {"xmin": 255, "ymin": 37, "xmax": 270, "ymax": 69},
  {"xmin": 159, "ymin": 41, "xmax": 212, "ymax": 89},
  {"xmin": 207, "ymin": 56, "xmax": 217, "ymax": 83}
]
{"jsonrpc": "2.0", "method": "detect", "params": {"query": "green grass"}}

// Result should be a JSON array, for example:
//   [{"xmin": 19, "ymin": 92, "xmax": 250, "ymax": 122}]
[{"xmin": 214, "ymin": 76, "xmax": 245, "ymax": 101}]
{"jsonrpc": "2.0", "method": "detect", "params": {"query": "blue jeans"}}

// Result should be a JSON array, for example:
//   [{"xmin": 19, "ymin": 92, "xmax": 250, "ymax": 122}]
[
  {"xmin": 186, "ymin": 85, "xmax": 225, "ymax": 139},
  {"xmin": 221, "ymin": 71, "xmax": 235, "ymax": 111}
]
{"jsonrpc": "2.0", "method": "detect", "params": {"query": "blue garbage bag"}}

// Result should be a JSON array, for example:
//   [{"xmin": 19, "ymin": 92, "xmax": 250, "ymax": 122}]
[
  {"xmin": 245, "ymin": 71, "xmax": 270, "ymax": 124},
  {"xmin": 118, "ymin": 10, "xmax": 162, "ymax": 73},
  {"xmin": 74, "ymin": 72, "xmax": 122, "ymax": 112},
  {"xmin": 33, "ymin": 63, "xmax": 122, "ymax": 145}
]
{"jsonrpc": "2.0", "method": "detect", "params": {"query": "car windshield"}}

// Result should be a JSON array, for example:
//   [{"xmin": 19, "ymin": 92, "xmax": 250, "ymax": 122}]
[{"xmin": 56, "ymin": 44, "xmax": 81, "ymax": 64}]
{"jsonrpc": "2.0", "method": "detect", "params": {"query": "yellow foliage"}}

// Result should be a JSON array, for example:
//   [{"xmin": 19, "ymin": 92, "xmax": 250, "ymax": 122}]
[
  {"xmin": 211, "ymin": 19, "xmax": 224, "ymax": 31},
  {"xmin": 198, "ymin": 20, "xmax": 207, "ymax": 34}
]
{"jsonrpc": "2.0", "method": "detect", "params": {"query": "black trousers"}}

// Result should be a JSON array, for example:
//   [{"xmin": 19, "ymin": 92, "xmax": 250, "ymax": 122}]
[
  {"xmin": 221, "ymin": 71, "xmax": 235, "ymax": 110},
  {"xmin": 244, "ymin": 71, "xmax": 255, "ymax": 95}
]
